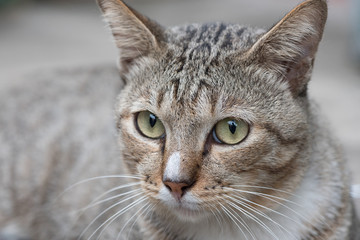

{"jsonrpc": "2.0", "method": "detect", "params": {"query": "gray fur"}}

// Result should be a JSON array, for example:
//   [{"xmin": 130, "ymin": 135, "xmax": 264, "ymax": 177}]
[{"xmin": 0, "ymin": 0, "xmax": 359, "ymax": 239}]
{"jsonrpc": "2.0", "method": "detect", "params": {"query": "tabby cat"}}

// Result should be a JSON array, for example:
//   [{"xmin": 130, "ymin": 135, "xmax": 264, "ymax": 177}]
[{"xmin": 0, "ymin": 0, "xmax": 358, "ymax": 239}]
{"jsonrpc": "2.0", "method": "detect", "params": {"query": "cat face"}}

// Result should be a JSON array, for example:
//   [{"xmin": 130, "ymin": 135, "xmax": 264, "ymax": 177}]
[
  {"xmin": 114, "ymin": 40, "xmax": 308, "ymax": 221},
  {"xmin": 98, "ymin": 0, "xmax": 327, "ymax": 222}
]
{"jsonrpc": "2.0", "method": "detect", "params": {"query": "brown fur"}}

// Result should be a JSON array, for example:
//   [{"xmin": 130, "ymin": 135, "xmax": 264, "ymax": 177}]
[{"xmin": 0, "ymin": 0, "xmax": 358, "ymax": 239}]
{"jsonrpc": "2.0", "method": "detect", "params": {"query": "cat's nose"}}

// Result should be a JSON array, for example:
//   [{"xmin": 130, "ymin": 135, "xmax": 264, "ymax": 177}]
[{"xmin": 163, "ymin": 181, "xmax": 191, "ymax": 200}]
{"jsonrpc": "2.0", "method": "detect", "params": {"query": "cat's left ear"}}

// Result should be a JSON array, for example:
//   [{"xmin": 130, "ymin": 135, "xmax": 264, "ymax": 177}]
[
  {"xmin": 97, "ymin": 0, "xmax": 164, "ymax": 78},
  {"xmin": 244, "ymin": 0, "xmax": 327, "ymax": 97}
]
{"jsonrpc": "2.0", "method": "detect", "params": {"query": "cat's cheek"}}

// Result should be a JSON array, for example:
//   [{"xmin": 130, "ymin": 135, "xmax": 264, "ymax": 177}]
[
  {"xmin": 209, "ymin": 142, "xmax": 273, "ymax": 174},
  {"xmin": 118, "ymin": 120, "xmax": 164, "ymax": 175}
]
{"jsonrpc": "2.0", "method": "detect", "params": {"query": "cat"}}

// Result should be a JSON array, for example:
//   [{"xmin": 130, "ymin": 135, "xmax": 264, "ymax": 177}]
[{"xmin": 0, "ymin": 0, "xmax": 359, "ymax": 239}]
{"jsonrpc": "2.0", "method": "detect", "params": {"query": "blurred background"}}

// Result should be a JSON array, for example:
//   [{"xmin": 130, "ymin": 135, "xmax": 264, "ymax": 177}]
[{"xmin": 0, "ymin": 0, "xmax": 359, "ymax": 205}]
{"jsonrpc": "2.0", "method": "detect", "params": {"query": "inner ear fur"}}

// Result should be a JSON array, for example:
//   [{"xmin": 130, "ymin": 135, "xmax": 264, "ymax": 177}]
[
  {"xmin": 97, "ymin": 0, "xmax": 165, "ymax": 78},
  {"xmin": 244, "ymin": 0, "xmax": 327, "ymax": 97}
]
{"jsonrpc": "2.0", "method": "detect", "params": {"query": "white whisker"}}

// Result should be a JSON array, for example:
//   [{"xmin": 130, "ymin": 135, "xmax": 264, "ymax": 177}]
[
  {"xmin": 77, "ymin": 191, "xmax": 143, "ymax": 240},
  {"xmin": 79, "ymin": 188, "xmax": 142, "ymax": 213},
  {"xmin": 115, "ymin": 202, "xmax": 150, "ymax": 240},
  {"xmin": 226, "ymin": 198, "xmax": 278, "ymax": 240},
  {"xmin": 230, "ymin": 191, "xmax": 303, "ymax": 225},
  {"xmin": 219, "ymin": 202, "xmax": 249, "ymax": 240},
  {"xmin": 204, "ymin": 201, "xmax": 223, "ymax": 232},
  {"xmin": 128, "ymin": 202, "xmax": 158, "ymax": 239},
  {"xmin": 117, "ymin": 201, "xmax": 155, "ymax": 240},
  {"xmin": 227, "ymin": 195, "xmax": 295, "ymax": 239},
  {"xmin": 226, "ymin": 187, "xmax": 311, "ymax": 225},
  {"xmin": 231, "ymin": 185, "xmax": 304, "ymax": 200},
  {"xmin": 229, "ymin": 187, "xmax": 302, "ymax": 208},
  {"xmin": 90, "ymin": 195, "xmax": 148, "ymax": 240},
  {"xmin": 226, "ymin": 202, "xmax": 257, "ymax": 240},
  {"xmin": 86, "ymin": 182, "xmax": 142, "ymax": 207},
  {"xmin": 57, "ymin": 175, "xmax": 142, "ymax": 200}
]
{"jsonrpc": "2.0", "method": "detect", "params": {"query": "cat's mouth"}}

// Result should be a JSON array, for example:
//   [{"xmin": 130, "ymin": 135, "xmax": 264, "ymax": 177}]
[{"xmin": 156, "ymin": 187, "xmax": 204, "ymax": 220}]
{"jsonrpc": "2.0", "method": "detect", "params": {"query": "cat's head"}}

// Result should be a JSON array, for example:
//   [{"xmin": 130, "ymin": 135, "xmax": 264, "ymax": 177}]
[{"xmin": 98, "ymin": 0, "xmax": 327, "ymax": 221}]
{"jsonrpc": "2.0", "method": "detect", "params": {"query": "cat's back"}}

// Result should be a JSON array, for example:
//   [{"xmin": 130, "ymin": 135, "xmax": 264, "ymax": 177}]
[{"xmin": 0, "ymin": 65, "xmax": 123, "ymax": 238}]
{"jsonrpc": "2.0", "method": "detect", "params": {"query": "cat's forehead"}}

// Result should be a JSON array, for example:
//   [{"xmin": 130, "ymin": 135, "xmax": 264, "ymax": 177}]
[
  {"xmin": 163, "ymin": 23, "xmax": 264, "ymax": 75},
  {"xmin": 150, "ymin": 23, "xmax": 266, "ymax": 103},
  {"xmin": 124, "ymin": 23, "xmax": 281, "ymax": 118},
  {"xmin": 167, "ymin": 23, "xmax": 263, "ymax": 54}
]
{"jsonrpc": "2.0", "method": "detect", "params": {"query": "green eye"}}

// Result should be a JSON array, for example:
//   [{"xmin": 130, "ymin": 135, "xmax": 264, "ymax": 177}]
[
  {"xmin": 136, "ymin": 111, "xmax": 165, "ymax": 139},
  {"xmin": 213, "ymin": 118, "xmax": 249, "ymax": 145}
]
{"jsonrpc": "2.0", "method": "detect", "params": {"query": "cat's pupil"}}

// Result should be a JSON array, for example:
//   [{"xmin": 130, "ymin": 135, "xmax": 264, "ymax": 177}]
[
  {"xmin": 228, "ymin": 121, "xmax": 237, "ymax": 134},
  {"xmin": 149, "ymin": 114, "xmax": 157, "ymax": 128}
]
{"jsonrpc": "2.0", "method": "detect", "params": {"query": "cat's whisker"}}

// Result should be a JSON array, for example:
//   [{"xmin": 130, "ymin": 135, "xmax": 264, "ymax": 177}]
[
  {"xmin": 230, "ymin": 184, "xmax": 305, "ymax": 201},
  {"xmin": 128, "ymin": 202, "xmax": 159, "ymax": 240},
  {"xmin": 145, "ymin": 200, "xmax": 159, "ymax": 225},
  {"xmin": 228, "ymin": 187, "xmax": 303, "ymax": 208},
  {"xmin": 225, "ymin": 198, "xmax": 279, "ymax": 240},
  {"xmin": 214, "ymin": 200, "xmax": 228, "ymax": 233},
  {"xmin": 62, "ymin": 183, "xmax": 140, "ymax": 238},
  {"xmin": 211, "ymin": 198, "xmax": 236, "ymax": 236},
  {"xmin": 85, "ymin": 181, "xmax": 142, "ymax": 207},
  {"xmin": 227, "ymin": 203, "xmax": 257, "ymax": 240},
  {"xmin": 77, "ymin": 191, "xmax": 144, "ymax": 240},
  {"xmin": 117, "ymin": 201, "xmax": 156, "ymax": 240},
  {"xmin": 77, "ymin": 188, "xmax": 142, "ymax": 214},
  {"xmin": 63, "ymin": 188, "xmax": 142, "ymax": 240},
  {"xmin": 203, "ymin": 201, "xmax": 223, "ymax": 231},
  {"xmin": 216, "ymin": 201, "xmax": 230, "ymax": 237},
  {"xmin": 89, "ymin": 195, "xmax": 149, "ymax": 240},
  {"xmin": 219, "ymin": 202, "xmax": 249, "ymax": 240},
  {"xmin": 114, "ymin": 201, "xmax": 151, "ymax": 240},
  {"xmin": 226, "ymin": 195, "xmax": 296, "ymax": 239},
  {"xmin": 229, "ymin": 195, "xmax": 290, "ymax": 239},
  {"xmin": 230, "ymin": 191, "xmax": 304, "ymax": 226},
  {"xmin": 227, "ymin": 187, "xmax": 312, "ymax": 225},
  {"xmin": 212, "ymin": 202, "xmax": 225, "ymax": 227},
  {"xmin": 57, "ymin": 175, "xmax": 142, "ymax": 200}
]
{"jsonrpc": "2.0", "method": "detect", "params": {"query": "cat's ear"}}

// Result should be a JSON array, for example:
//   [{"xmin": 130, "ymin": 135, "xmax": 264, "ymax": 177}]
[
  {"xmin": 244, "ymin": 0, "xmax": 327, "ymax": 97},
  {"xmin": 97, "ymin": 0, "xmax": 164, "ymax": 77}
]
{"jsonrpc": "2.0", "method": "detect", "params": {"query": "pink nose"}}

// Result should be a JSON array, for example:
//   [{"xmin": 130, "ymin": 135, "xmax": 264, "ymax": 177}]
[{"xmin": 163, "ymin": 181, "xmax": 191, "ymax": 200}]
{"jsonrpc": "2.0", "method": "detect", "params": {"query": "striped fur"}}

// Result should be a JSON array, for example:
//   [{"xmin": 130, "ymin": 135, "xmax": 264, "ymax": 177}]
[{"xmin": 0, "ymin": 0, "xmax": 358, "ymax": 239}]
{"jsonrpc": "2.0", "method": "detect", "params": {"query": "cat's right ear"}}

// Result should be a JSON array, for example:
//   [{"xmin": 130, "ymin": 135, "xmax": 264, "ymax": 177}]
[{"xmin": 97, "ymin": 0, "xmax": 164, "ymax": 79}]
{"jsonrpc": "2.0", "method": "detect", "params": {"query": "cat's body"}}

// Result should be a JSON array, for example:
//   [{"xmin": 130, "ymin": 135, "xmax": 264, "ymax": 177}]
[{"xmin": 0, "ymin": 0, "xmax": 359, "ymax": 239}]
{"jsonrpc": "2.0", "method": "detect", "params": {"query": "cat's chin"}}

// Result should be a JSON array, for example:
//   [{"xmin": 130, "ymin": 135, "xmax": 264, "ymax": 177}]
[{"xmin": 169, "ymin": 205, "xmax": 208, "ymax": 222}]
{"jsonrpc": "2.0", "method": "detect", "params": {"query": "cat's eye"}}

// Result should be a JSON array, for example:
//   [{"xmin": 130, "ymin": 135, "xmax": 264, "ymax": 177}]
[
  {"xmin": 213, "ymin": 118, "xmax": 249, "ymax": 145},
  {"xmin": 136, "ymin": 111, "xmax": 165, "ymax": 139}
]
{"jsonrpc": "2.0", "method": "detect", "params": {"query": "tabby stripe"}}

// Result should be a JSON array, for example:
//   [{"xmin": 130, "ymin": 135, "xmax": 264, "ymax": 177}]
[
  {"xmin": 175, "ymin": 57, "xmax": 186, "ymax": 73},
  {"xmin": 171, "ymin": 78, "xmax": 180, "ymax": 100},
  {"xmin": 196, "ymin": 24, "xmax": 209, "ymax": 43},
  {"xmin": 156, "ymin": 88, "xmax": 165, "ymax": 108},
  {"xmin": 209, "ymin": 51, "xmax": 221, "ymax": 68},
  {"xmin": 213, "ymin": 23, "xmax": 227, "ymax": 44},
  {"xmin": 236, "ymin": 28, "xmax": 245, "ymax": 37},
  {"xmin": 221, "ymin": 32, "xmax": 233, "ymax": 49}
]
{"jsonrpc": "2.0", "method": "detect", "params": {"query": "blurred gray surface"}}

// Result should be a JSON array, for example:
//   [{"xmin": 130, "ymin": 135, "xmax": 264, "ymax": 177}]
[{"xmin": 0, "ymin": 0, "xmax": 359, "ymax": 205}]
